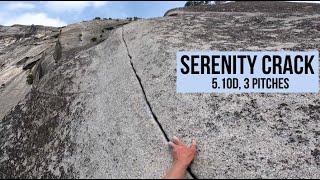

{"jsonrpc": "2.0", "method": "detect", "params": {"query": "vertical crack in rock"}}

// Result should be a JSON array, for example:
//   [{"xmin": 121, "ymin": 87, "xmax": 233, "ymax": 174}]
[
  {"xmin": 121, "ymin": 27, "xmax": 198, "ymax": 179},
  {"xmin": 120, "ymin": 27, "xmax": 170, "ymax": 142}
]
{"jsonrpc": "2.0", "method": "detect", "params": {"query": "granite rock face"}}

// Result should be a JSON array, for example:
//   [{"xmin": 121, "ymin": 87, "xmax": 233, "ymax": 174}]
[
  {"xmin": 123, "ymin": 6, "xmax": 320, "ymax": 178},
  {"xmin": 1, "ymin": 1, "xmax": 320, "ymax": 179},
  {"xmin": 0, "ymin": 19, "xmax": 130, "ymax": 120},
  {"xmin": 0, "ymin": 24, "xmax": 59, "ymax": 120}
]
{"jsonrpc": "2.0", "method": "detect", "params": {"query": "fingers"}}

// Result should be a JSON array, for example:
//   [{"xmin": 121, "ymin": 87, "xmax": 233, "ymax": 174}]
[
  {"xmin": 168, "ymin": 141, "xmax": 177, "ymax": 149},
  {"xmin": 191, "ymin": 139, "xmax": 197, "ymax": 151},
  {"xmin": 170, "ymin": 136, "xmax": 197, "ymax": 151},
  {"xmin": 172, "ymin": 136, "xmax": 183, "ymax": 146}
]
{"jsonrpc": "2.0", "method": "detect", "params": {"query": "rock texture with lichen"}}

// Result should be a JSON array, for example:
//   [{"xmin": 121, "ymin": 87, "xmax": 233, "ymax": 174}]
[{"xmin": 0, "ymin": 1, "xmax": 319, "ymax": 179}]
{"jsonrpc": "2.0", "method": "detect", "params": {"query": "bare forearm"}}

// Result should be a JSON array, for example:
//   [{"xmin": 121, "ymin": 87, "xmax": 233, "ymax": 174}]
[
  {"xmin": 163, "ymin": 162, "xmax": 188, "ymax": 179},
  {"xmin": 163, "ymin": 137, "xmax": 197, "ymax": 179}
]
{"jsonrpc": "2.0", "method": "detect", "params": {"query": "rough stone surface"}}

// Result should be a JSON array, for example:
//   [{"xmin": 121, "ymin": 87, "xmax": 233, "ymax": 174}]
[
  {"xmin": 0, "ymin": 19, "xmax": 131, "ymax": 120},
  {"xmin": 0, "ymin": 28, "xmax": 172, "ymax": 179},
  {"xmin": 165, "ymin": 1, "xmax": 320, "ymax": 16},
  {"xmin": 0, "ymin": 19, "xmax": 174, "ymax": 178},
  {"xmin": 124, "ymin": 4, "xmax": 320, "ymax": 178},
  {"xmin": 1, "ymin": 1, "xmax": 320, "ymax": 179},
  {"xmin": 0, "ymin": 25, "xmax": 59, "ymax": 120}
]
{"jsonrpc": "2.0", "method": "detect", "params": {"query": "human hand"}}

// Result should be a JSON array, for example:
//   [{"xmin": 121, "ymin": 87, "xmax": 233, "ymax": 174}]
[{"xmin": 168, "ymin": 136, "xmax": 197, "ymax": 169}]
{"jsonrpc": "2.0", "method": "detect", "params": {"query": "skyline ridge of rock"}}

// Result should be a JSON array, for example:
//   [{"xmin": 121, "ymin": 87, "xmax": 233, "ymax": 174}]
[{"xmin": 0, "ymin": 1, "xmax": 320, "ymax": 178}]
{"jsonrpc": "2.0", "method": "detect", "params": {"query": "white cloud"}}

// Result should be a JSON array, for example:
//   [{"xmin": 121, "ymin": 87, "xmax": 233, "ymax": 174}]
[
  {"xmin": 92, "ymin": 1, "xmax": 108, "ymax": 7},
  {"xmin": 3, "ymin": 13, "xmax": 66, "ymax": 27},
  {"xmin": 6, "ymin": 2, "xmax": 35, "ymax": 10},
  {"xmin": 45, "ymin": 1, "xmax": 108, "ymax": 12}
]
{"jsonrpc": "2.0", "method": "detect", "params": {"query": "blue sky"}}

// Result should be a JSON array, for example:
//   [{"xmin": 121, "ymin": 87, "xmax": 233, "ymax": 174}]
[
  {"xmin": 0, "ymin": 1, "xmax": 186, "ymax": 27},
  {"xmin": 1, "ymin": 1, "xmax": 319, "ymax": 27}
]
